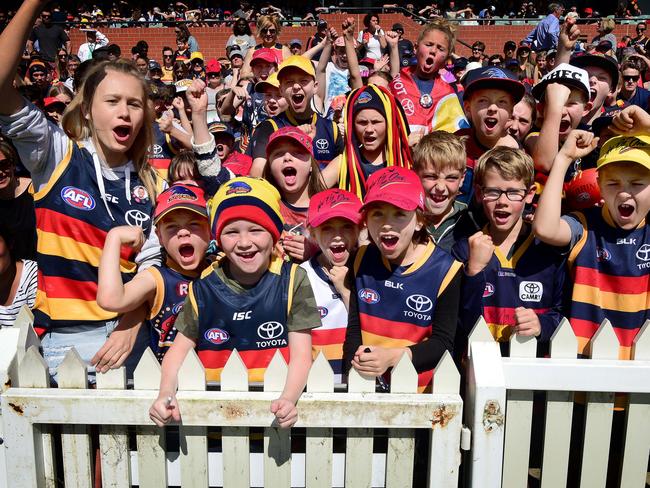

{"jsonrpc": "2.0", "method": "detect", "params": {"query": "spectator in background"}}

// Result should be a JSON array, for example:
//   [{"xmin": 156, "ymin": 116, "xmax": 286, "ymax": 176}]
[
  {"xmin": 517, "ymin": 43, "xmax": 535, "ymax": 81},
  {"xmin": 226, "ymin": 18, "xmax": 255, "ymax": 59},
  {"xmin": 469, "ymin": 41, "xmax": 486, "ymax": 64},
  {"xmin": 591, "ymin": 18, "xmax": 617, "ymax": 54},
  {"xmin": 523, "ymin": 3, "xmax": 564, "ymax": 51},
  {"xmin": 392, "ymin": 23, "xmax": 415, "ymax": 68},
  {"xmin": 175, "ymin": 34, "xmax": 192, "ymax": 59},
  {"xmin": 77, "ymin": 27, "xmax": 109, "ymax": 63},
  {"xmin": 27, "ymin": 8, "xmax": 70, "ymax": 63},
  {"xmin": 358, "ymin": 13, "xmax": 386, "ymax": 61},
  {"xmin": 55, "ymin": 48, "xmax": 69, "ymax": 82},
  {"xmin": 175, "ymin": 24, "xmax": 199, "ymax": 53},
  {"xmin": 107, "ymin": 44, "xmax": 121, "ymax": 61},
  {"xmin": 503, "ymin": 41, "xmax": 517, "ymax": 62},
  {"xmin": 135, "ymin": 56, "xmax": 149, "ymax": 76},
  {"xmin": 618, "ymin": 58, "xmax": 650, "ymax": 111},
  {"xmin": 306, "ymin": 20, "xmax": 329, "ymax": 62},
  {"xmin": 241, "ymin": 15, "xmax": 290, "ymax": 78},
  {"xmin": 161, "ymin": 47, "xmax": 175, "ymax": 84},
  {"xmin": 488, "ymin": 54, "xmax": 504, "ymax": 67},
  {"xmin": 62, "ymin": 54, "xmax": 80, "ymax": 92},
  {"xmin": 289, "ymin": 39, "xmax": 302, "ymax": 56},
  {"xmin": 632, "ymin": 21, "xmax": 649, "ymax": 54}
]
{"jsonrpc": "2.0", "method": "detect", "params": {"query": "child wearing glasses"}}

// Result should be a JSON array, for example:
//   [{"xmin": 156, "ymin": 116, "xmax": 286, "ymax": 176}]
[{"xmin": 452, "ymin": 147, "xmax": 566, "ymax": 355}]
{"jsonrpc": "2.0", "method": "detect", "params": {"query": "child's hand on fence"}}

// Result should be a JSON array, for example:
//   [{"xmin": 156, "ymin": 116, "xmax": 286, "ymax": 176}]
[
  {"xmin": 351, "ymin": 345, "xmax": 401, "ymax": 376},
  {"xmin": 466, "ymin": 231, "xmax": 494, "ymax": 276},
  {"xmin": 558, "ymin": 129, "xmax": 598, "ymax": 162},
  {"xmin": 514, "ymin": 307, "xmax": 541, "ymax": 337},
  {"xmin": 611, "ymin": 105, "xmax": 650, "ymax": 136},
  {"xmin": 92, "ymin": 320, "xmax": 141, "ymax": 373},
  {"xmin": 149, "ymin": 395, "xmax": 181, "ymax": 427},
  {"xmin": 270, "ymin": 397, "xmax": 298, "ymax": 428}
]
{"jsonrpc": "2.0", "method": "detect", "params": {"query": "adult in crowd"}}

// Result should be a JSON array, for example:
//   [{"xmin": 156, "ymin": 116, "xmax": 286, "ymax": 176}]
[
  {"xmin": 55, "ymin": 48, "xmax": 69, "ymax": 82},
  {"xmin": 241, "ymin": 15, "xmax": 290, "ymax": 78},
  {"xmin": 632, "ymin": 21, "xmax": 650, "ymax": 55},
  {"xmin": 503, "ymin": 40, "xmax": 517, "ymax": 63},
  {"xmin": 618, "ymin": 58, "xmax": 650, "ymax": 111},
  {"xmin": 357, "ymin": 13, "xmax": 386, "ymax": 61},
  {"xmin": 591, "ymin": 18, "xmax": 617, "ymax": 55},
  {"xmin": 161, "ymin": 46, "xmax": 175, "ymax": 84},
  {"xmin": 0, "ymin": 138, "xmax": 36, "ymax": 261},
  {"xmin": 305, "ymin": 20, "xmax": 328, "ymax": 62},
  {"xmin": 392, "ymin": 23, "xmax": 414, "ymax": 68},
  {"xmin": 523, "ymin": 3, "xmax": 564, "ymax": 51},
  {"xmin": 468, "ymin": 41, "xmax": 486, "ymax": 64},
  {"xmin": 517, "ymin": 42, "xmax": 535, "ymax": 80},
  {"xmin": 27, "ymin": 8, "xmax": 70, "ymax": 63},
  {"xmin": 0, "ymin": 1, "xmax": 158, "ymax": 381},
  {"xmin": 226, "ymin": 17, "xmax": 255, "ymax": 59},
  {"xmin": 0, "ymin": 222, "xmax": 37, "ymax": 328},
  {"xmin": 175, "ymin": 24, "xmax": 199, "ymax": 54},
  {"xmin": 62, "ymin": 54, "xmax": 80, "ymax": 92},
  {"xmin": 77, "ymin": 27, "xmax": 109, "ymax": 63}
]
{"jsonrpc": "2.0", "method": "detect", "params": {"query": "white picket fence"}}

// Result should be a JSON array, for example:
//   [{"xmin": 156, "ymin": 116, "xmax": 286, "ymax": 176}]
[
  {"xmin": 465, "ymin": 316, "xmax": 650, "ymax": 488},
  {"xmin": 1, "ymin": 307, "xmax": 649, "ymax": 487},
  {"xmin": 0, "ymin": 307, "xmax": 464, "ymax": 488}
]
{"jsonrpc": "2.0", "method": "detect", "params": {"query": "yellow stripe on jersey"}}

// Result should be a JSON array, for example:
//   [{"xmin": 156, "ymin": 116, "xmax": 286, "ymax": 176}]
[
  {"xmin": 403, "ymin": 240, "xmax": 436, "ymax": 275},
  {"xmin": 205, "ymin": 367, "xmax": 266, "ymax": 383},
  {"xmin": 572, "ymin": 284, "xmax": 650, "ymax": 312},
  {"xmin": 43, "ymin": 296, "xmax": 117, "ymax": 322},
  {"xmin": 353, "ymin": 245, "xmax": 368, "ymax": 275},
  {"xmin": 486, "ymin": 322, "xmax": 514, "ymax": 342},
  {"xmin": 287, "ymin": 263, "xmax": 297, "ymax": 315},
  {"xmin": 146, "ymin": 267, "xmax": 165, "ymax": 320},
  {"xmin": 33, "ymin": 140, "xmax": 74, "ymax": 201},
  {"xmin": 492, "ymin": 230, "xmax": 535, "ymax": 269},
  {"xmin": 438, "ymin": 260, "xmax": 462, "ymax": 297},
  {"xmin": 568, "ymin": 212, "xmax": 589, "ymax": 268},
  {"xmin": 188, "ymin": 282, "xmax": 199, "ymax": 316},
  {"xmin": 312, "ymin": 343, "xmax": 343, "ymax": 361},
  {"xmin": 37, "ymin": 229, "xmax": 135, "ymax": 272},
  {"xmin": 361, "ymin": 330, "xmax": 415, "ymax": 348}
]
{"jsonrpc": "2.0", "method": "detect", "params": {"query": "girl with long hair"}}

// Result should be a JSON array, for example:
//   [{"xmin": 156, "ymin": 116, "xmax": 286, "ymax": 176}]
[{"xmin": 0, "ymin": 0, "xmax": 159, "ymax": 382}]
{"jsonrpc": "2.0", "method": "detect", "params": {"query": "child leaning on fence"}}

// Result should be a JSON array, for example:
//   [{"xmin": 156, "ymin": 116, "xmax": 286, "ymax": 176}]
[
  {"xmin": 149, "ymin": 177, "xmax": 319, "ymax": 429},
  {"xmin": 97, "ymin": 184, "xmax": 211, "ymax": 366}
]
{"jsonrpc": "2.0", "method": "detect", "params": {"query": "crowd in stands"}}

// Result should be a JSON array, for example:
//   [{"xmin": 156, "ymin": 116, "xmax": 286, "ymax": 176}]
[{"xmin": 1, "ymin": 2, "xmax": 650, "ymax": 482}]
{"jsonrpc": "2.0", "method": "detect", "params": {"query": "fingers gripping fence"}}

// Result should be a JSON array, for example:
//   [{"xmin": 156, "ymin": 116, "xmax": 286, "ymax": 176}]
[{"xmin": 0, "ymin": 307, "xmax": 463, "ymax": 488}]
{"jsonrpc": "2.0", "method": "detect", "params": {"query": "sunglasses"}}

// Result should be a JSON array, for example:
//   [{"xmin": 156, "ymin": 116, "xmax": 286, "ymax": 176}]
[
  {"xmin": 623, "ymin": 75, "xmax": 640, "ymax": 82},
  {"xmin": 261, "ymin": 28, "xmax": 276, "ymax": 34},
  {"xmin": 208, "ymin": 73, "xmax": 220, "ymax": 78},
  {"xmin": 473, "ymin": 48, "xmax": 484, "ymax": 52},
  {"xmin": 164, "ymin": 54, "xmax": 174, "ymax": 58},
  {"xmin": 59, "ymin": 54, "xmax": 68, "ymax": 58}
]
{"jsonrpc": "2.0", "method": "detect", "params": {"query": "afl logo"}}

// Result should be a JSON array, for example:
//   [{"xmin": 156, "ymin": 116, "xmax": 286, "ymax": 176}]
[
  {"xmin": 257, "ymin": 321, "xmax": 284, "ymax": 340},
  {"xmin": 596, "ymin": 247, "xmax": 611, "ymax": 262},
  {"xmin": 318, "ymin": 306, "xmax": 328, "ymax": 318},
  {"xmin": 483, "ymin": 282, "xmax": 495, "ymax": 297},
  {"xmin": 204, "ymin": 328, "xmax": 230, "ymax": 344},
  {"xmin": 358, "ymin": 288, "xmax": 380, "ymax": 304},
  {"xmin": 61, "ymin": 186, "xmax": 96, "ymax": 211}
]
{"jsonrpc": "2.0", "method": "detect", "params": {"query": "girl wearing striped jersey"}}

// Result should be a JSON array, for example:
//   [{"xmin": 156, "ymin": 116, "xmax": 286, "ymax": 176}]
[
  {"xmin": 303, "ymin": 189, "xmax": 362, "ymax": 382},
  {"xmin": 343, "ymin": 167, "xmax": 462, "ymax": 392},
  {"xmin": 97, "ymin": 184, "xmax": 211, "ymax": 367},
  {"xmin": 0, "ymin": 1, "xmax": 160, "ymax": 381}
]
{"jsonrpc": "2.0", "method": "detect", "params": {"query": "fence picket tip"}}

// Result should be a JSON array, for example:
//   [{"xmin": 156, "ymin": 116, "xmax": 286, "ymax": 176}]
[
  {"xmin": 590, "ymin": 319, "xmax": 619, "ymax": 360},
  {"xmin": 307, "ymin": 351, "xmax": 334, "ymax": 392},
  {"xmin": 391, "ymin": 351, "xmax": 418, "ymax": 393},
  {"xmin": 432, "ymin": 350, "xmax": 460, "ymax": 394},
  {"xmin": 467, "ymin": 316, "xmax": 494, "ymax": 356},
  {"xmin": 509, "ymin": 332, "xmax": 537, "ymax": 357},
  {"xmin": 631, "ymin": 319, "xmax": 650, "ymax": 360},
  {"xmin": 58, "ymin": 348, "xmax": 88, "ymax": 388},
  {"xmin": 549, "ymin": 317, "xmax": 578, "ymax": 358},
  {"xmin": 178, "ymin": 348, "xmax": 206, "ymax": 390},
  {"xmin": 222, "ymin": 349, "xmax": 249, "ymax": 391},
  {"xmin": 347, "ymin": 366, "xmax": 375, "ymax": 393},
  {"xmin": 18, "ymin": 344, "xmax": 49, "ymax": 388},
  {"xmin": 16, "ymin": 305, "xmax": 39, "ymax": 365},
  {"xmin": 264, "ymin": 350, "xmax": 288, "ymax": 392},
  {"xmin": 96, "ymin": 367, "xmax": 126, "ymax": 389},
  {"xmin": 133, "ymin": 347, "xmax": 162, "ymax": 389}
]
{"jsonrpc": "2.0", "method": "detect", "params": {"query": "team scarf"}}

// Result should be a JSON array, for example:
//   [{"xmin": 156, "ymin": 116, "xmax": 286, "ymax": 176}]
[{"xmin": 338, "ymin": 84, "xmax": 412, "ymax": 199}]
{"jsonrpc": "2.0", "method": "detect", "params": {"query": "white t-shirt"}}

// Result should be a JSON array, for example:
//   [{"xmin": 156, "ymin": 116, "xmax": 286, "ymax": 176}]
[
  {"xmin": 357, "ymin": 29, "xmax": 385, "ymax": 60},
  {"xmin": 324, "ymin": 62, "xmax": 351, "ymax": 115}
]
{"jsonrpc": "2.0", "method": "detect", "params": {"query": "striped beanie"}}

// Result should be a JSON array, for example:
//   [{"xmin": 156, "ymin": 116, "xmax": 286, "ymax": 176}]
[
  {"xmin": 210, "ymin": 177, "xmax": 284, "ymax": 245},
  {"xmin": 338, "ymin": 84, "xmax": 412, "ymax": 199}
]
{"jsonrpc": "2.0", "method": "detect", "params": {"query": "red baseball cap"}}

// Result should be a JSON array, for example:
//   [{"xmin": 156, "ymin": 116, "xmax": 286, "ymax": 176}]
[
  {"xmin": 266, "ymin": 126, "xmax": 313, "ymax": 158},
  {"xmin": 307, "ymin": 189, "xmax": 362, "ymax": 227},
  {"xmin": 43, "ymin": 97, "xmax": 65, "ymax": 110},
  {"xmin": 251, "ymin": 48, "xmax": 278, "ymax": 66},
  {"xmin": 205, "ymin": 59, "xmax": 222, "ymax": 74},
  {"xmin": 361, "ymin": 167, "xmax": 425, "ymax": 212},
  {"xmin": 153, "ymin": 184, "xmax": 208, "ymax": 224}
]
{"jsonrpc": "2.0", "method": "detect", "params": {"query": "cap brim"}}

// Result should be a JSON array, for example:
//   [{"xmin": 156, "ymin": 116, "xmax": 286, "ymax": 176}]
[
  {"xmin": 266, "ymin": 134, "xmax": 312, "ymax": 158},
  {"xmin": 597, "ymin": 150, "xmax": 650, "ymax": 172},
  {"xmin": 308, "ymin": 209, "xmax": 362, "ymax": 228},
  {"xmin": 154, "ymin": 205, "xmax": 208, "ymax": 225},
  {"xmin": 464, "ymin": 78, "xmax": 525, "ymax": 103},
  {"xmin": 361, "ymin": 195, "xmax": 421, "ymax": 212},
  {"xmin": 571, "ymin": 55, "xmax": 619, "ymax": 87},
  {"xmin": 531, "ymin": 77, "xmax": 588, "ymax": 101}
]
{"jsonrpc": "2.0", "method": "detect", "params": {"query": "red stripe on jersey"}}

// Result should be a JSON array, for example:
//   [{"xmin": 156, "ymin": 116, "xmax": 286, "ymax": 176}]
[
  {"xmin": 611, "ymin": 324, "xmax": 640, "ymax": 347},
  {"xmin": 483, "ymin": 306, "xmax": 550, "ymax": 326},
  {"xmin": 570, "ymin": 318, "xmax": 601, "ymax": 340},
  {"xmin": 198, "ymin": 347, "xmax": 290, "ymax": 371},
  {"xmin": 40, "ymin": 276, "xmax": 98, "ymax": 301},
  {"xmin": 37, "ymin": 208, "xmax": 135, "ymax": 261},
  {"xmin": 149, "ymin": 158, "xmax": 171, "ymax": 170},
  {"xmin": 311, "ymin": 327, "xmax": 347, "ymax": 346},
  {"xmin": 574, "ymin": 266, "xmax": 650, "ymax": 294},
  {"xmin": 360, "ymin": 313, "xmax": 431, "ymax": 343}
]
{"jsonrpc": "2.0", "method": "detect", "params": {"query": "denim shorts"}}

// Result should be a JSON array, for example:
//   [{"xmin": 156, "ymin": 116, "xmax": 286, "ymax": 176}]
[{"xmin": 41, "ymin": 320, "xmax": 150, "ymax": 386}]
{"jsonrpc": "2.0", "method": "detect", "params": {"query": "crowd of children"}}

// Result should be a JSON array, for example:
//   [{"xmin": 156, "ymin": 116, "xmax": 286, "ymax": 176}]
[{"xmin": 1, "ymin": 2, "xmax": 650, "ymax": 448}]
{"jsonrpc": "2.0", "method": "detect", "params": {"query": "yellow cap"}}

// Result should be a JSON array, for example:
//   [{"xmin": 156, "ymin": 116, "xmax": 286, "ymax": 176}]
[
  {"xmin": 255, "ymin": 72, "xmax": 280, "ymax": 93},
  {"xmin": 597, "ymin": 135, "xmax": 650, "ymax": 172},
  {"xmin": 277, "ymin": 55, "xmax": 316, "ymax": 80},
  {"xmin": 190, "ymin": 51, "xmax": 204, "ymax": 61}
]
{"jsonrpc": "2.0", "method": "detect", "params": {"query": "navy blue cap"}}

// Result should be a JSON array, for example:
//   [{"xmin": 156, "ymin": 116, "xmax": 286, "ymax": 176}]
[
  {"xmin": 453, "ymin": 57, "xmax": 469, "ymax": 71},
  {"xmin": 462, "ymin": 66, "xmax": 526, "ymax": 102},
  {"xmin": 570, "ymin": 52, "xmax": 619, "ymax": 88},
  {"xmin": 208, "ymin": 122, "xmax": 236, "ymax": 139}
]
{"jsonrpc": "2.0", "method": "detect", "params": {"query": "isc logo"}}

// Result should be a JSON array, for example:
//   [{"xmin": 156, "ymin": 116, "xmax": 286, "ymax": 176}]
[
  {"xmin": 232, "ymin": 311, "xmax": 252, "ymax": 320},
  {"xmin": 61, "ymin": 186, "xmax": 96, "ymax": 211},
  {"xmin": 204, "ymin": 328, "xmax": 230, "ymax": 344},
  {"xmin": 358, "ymin": 288, "xmax": 380, "ymax": 304}
]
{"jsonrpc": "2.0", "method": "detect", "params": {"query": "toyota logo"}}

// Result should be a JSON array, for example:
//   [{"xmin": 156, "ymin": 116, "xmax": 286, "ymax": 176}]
[
  {"xmin": 406, "ymin": 294, "xmax": 433, "ymax": 313},
  {"xmin": 523, "ymin": 282, "xmax": 540, "ymax": 294},
  {"xmin": 402, "ymin": 99, "xmax": 415, "ymax": 116},
  {"xmin": 257, "ymin": 321, "xmax": 284, "ymax": 340},
  {"xmin": 125, "ymin": 209, "xmax": 150, "ymax": 227},
  {"xmin": 636, "ymin": 244, "xmax": 650, "ymax": 262},
  {"xmin": 315, "ymin": 138, "xmax": 329, "ymax": 150}
]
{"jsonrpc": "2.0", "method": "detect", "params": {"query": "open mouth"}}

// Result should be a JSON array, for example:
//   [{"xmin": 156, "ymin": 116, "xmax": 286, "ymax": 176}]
[
  {"xmin": 113, "ymin": 125, "xmax": 131, "ymax": 143},
  {"xmin": 424, "ymin": 56, "xmax": 435, "ymax": 68},
  {"xmin": 291, "ymin": 93, "xmax": 305, "ymax": 106},
  {"xmin": 430, "ymin": 194, "xmax": 448, "ymax": 205},
  {"xmin": 329, "ymin": 243, "xmax": 348, "ymax": 261},
  {"xmin": 618, "ymin": 203, "xmax": 634, "ymax": 218},
  {"xmin": 179, "ymin": 244, "xmax": 195, "ymax": 259},
  {"xmin": 589, "ymin": 89, "xmax": 597, "ymax": 102},
  {"xmin": 380, "ymin": 235, "xmax": 399, "ymax": 250},
  {"xmin": 559, "ymin": 120, "xmax": 571, "ymax": 132},
  {"xmin": 493, "ymin": 210, "xmax": 511, "ymax": 225},
  {"xmin": 484, "ymin": 117, "xmax": 498, "ymax": 131},
  {"xmin": 237, "ymin": 250, "xmax": 258, "ymax": 262},
  {"xmin": 282, "ymin": 166, "xmax": 297, "ymax": 185}
]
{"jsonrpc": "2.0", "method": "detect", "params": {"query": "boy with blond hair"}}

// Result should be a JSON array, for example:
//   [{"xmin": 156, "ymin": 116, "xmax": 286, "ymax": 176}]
[{"xmin": 412, "ymin": 130, "xmax": 474, "ymax": 251}]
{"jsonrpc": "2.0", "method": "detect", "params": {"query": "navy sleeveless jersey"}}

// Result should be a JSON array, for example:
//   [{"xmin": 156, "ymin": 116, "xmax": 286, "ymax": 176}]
[
  {"xmin": 149, "ymin": 121, "xmax": 180, "ymax": 178},
  {"xmin": 189, "ymin": 257, "xmax": 297, "ymax": 382}
]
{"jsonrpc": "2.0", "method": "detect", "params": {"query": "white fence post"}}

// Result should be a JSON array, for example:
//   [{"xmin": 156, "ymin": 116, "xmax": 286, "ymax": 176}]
[
  {"xmin": 344, "ymin": 366, "xmax": 375, "ymax": 487},
  {"xmin": 263, "ymin": 350, "xmax": 291, "ymax": 487},
  {"xmin": 619, "ymin": 320, "xmax": 650, "ymax": 488},
  {"xmin": 540, "ymin": 318, "xmax": 577, "ymax": 488},
  {"xmin": 466, "ymin": 317, "xmax": 505, "ymax": 488}
]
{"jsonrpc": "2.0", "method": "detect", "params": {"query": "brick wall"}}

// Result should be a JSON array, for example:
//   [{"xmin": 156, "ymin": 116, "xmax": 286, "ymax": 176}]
[{"xmin": 69, "ymin": 15, "xmax": 637, "ymax": 63}]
